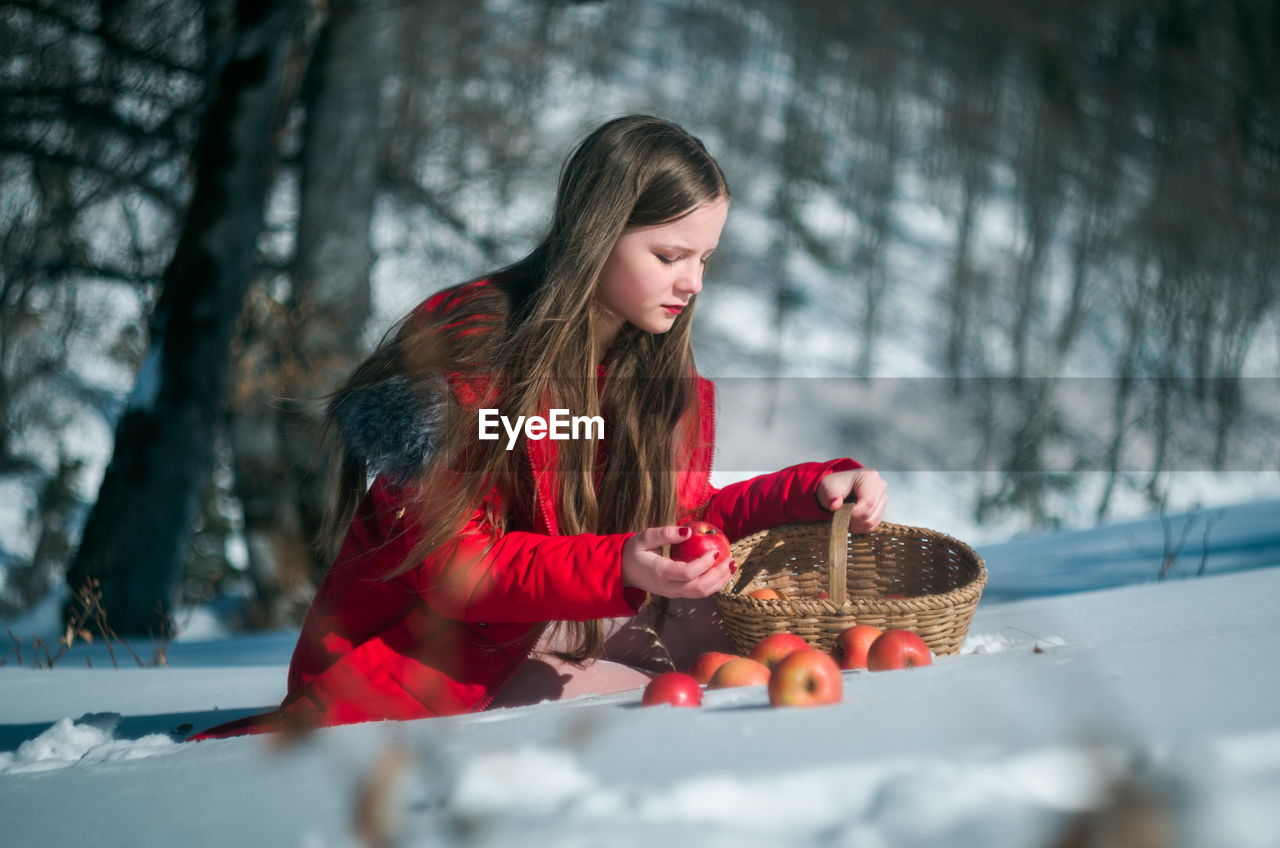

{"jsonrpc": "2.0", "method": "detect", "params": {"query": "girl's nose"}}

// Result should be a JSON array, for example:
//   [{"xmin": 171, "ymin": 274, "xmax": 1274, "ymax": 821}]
[{"xmin": 675, "ymin": 267, "xmax": 703, "ymax": 296}]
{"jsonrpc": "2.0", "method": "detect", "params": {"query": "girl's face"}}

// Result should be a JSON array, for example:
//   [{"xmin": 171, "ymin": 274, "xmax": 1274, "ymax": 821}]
[{"xmin": 595, "ymin": 197, "xmax": 729, "ymax": 343}]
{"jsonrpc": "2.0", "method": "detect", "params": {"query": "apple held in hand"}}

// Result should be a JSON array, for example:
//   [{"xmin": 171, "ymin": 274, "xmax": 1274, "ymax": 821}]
[
  {"xmin": 641, "ymin": 672, "xmax": 704, "ymax": 707},
  {"xmin": 688, "ymin": 652, "xmax": 738, "ymax": 686},
  {"xmin": 708, "ymin": 657, "xmax": 771, "ymax": 689},
  {"xmin": 831, "ymin": 623, "xmax": 884, "ymax": 670},
  {"xmin": 866, "ymin": 629, "xmax": 933, "ymax": 671},
  {"xmin": 670, "ymin": 521, "xmax": 731, "ymax": 565},
  {"xmin": 767, "ymin": 649, "xmax": 843, "ymax": 707},
  {"xmin": 748, "ymin": 633, "xmax": 811, "ymax": 670}
]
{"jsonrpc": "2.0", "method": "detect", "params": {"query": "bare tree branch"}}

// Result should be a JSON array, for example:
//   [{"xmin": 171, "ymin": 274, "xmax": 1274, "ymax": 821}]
[
  {"xmin": 4, "ymin": 0, "xmax": 201, "ymax": 78},
  {"xmin": 0, "ymin": 136, "xmax": 183, "ymax": 211}
]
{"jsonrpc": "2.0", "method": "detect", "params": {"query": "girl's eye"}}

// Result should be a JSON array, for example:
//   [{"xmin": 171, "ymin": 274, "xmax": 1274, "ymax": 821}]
[{"xmin": 656, "ymin": 255, "xmax": 676, "ymax": 265}]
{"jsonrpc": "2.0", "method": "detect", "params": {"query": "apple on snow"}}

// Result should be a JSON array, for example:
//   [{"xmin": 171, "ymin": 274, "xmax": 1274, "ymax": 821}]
[
  {"xmin": 707, "ymin": 657, "xmax": 771, "ymax": 689},
  {"xmin": 748, "ymin": 632, "xmax": 810, "ymax": 670},
  {"xmin": 641, "ymin": 672, "xmax": 703, "ymax": 707},
  {"xmin": 768, "ymin": 649, "xmax": 843, "ymax": 707},
  {"xmin": 866, "ymin": 629, "xmax": 933, "ymax": 671},
  {"xmin": 688, "ymin": 651, "xmax": 737, "ymax": 686},
  {"xmin": 831, "ymin": 623, "xmax": 884, "ymax": 670}
]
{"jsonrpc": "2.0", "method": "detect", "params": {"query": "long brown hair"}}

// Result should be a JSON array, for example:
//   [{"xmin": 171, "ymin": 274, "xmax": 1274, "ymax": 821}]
[{"xmin": 323, "ymin": 115, "xmax": 730, "ymax": 661}]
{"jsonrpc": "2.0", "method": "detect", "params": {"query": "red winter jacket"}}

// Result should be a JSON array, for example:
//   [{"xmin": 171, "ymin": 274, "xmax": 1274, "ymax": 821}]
[{"xmin": 189, "ymin": 280, "xmax": 860, "ymax": 740}]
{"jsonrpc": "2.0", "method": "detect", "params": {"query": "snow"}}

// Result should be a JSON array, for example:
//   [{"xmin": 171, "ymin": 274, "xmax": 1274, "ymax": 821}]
[
  {"xmin": 2, "ymin": 501, "xmax": 1279, "ymax": 846},
  {"xmin": 977, "ymin": 496, "xmax": 1280, "ymax": 601},
  {"xmin": 449, "ymin": 747, "xmax": 597, "ymax": 815},
  {"xmin": 0, "ymin": 715, "xmax": 177, "ymax": 775}
]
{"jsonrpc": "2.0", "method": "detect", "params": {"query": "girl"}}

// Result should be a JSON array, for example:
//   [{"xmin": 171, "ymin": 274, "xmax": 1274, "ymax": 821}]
[{"xmin": 191, "ymin": 115, "xmax": 886, "ymax": 739}]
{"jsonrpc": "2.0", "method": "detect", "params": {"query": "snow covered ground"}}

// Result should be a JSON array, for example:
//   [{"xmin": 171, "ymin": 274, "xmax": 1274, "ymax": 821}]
[{"xmin": 2, "ymin": 500, "xmax": 1279, "ymax": 847}]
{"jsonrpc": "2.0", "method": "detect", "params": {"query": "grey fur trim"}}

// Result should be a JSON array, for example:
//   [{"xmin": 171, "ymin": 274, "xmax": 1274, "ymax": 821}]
[{"xmin": 328, "ymin": 374, "xmax": 448, "ymax": 482}]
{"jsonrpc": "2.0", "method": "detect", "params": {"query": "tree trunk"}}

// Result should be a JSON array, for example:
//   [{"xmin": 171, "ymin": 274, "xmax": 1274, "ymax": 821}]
[
  {"xmin": 286, "ymin": 0, "xmax": 393, "ymax": 577},
  {"xmin": 66, "ymin": 1, "xmax": 307, "ymax": 637},
  {"xmin": 229, "ymin": 0, "xmax": 394, "ymax": 622}
]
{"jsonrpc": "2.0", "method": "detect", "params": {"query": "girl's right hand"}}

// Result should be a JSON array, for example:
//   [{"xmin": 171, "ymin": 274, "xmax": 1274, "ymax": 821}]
[{"xmin": 621, "ymin": 525, "xmax": 736, "ymax": 599}]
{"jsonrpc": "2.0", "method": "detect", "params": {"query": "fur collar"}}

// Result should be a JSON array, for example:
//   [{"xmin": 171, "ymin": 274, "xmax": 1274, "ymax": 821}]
[{"xmin": 327, "ymin": 374, "xmax": 448, "ymax": 483}]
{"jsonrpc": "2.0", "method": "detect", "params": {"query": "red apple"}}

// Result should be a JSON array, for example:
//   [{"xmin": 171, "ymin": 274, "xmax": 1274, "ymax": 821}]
[
  {"xmin": 767, "ymin": 649, "xmax": 843, "ymax": 707},
  {"xmin": 748, "ymin": 632, "xmax": 811, "ymax": 670},
  {"xmin": 688, "ymin": 651, "xmax": 738, "ymax": 686},
  {"xmin": 746, "ymin": 588, "xmax": 783, "ymax": 600},
  {"xmin": 831, "ymin": 623, "xmax": 884, "ymax": 670},
  {"xmin": 670, "ymin": 521, "xmax": 731, "ymax": 565},
  {"xmin": 885, "ymin": 593, "xmax": 908, "ymax": 599},
  {"xmin": 641, "ymin": 672, "xmax": 704, "ymax": 707},
  {"xmin": 707, "ymin": 657, "xmax": 771, "ymax": 689},
  {"xmin": 866, "ymin": 629, "xmax": 933, "ymax": 671}
]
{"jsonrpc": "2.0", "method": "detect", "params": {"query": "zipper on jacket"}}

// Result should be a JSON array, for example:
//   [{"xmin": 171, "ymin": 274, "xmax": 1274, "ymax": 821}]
[
  {"xmin": 694, "ymin": 381, "xmax": 716, "ymax": 514},
  {"xmin": 478, "ymin": 621, "xmax": 549, "ymax": 711},
  {"xmin": 527, "ymin": 441, "xmax": 555, "ymax": 536}
]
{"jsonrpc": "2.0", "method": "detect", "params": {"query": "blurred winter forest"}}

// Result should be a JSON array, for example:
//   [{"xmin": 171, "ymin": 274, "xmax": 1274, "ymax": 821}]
[{"xmin": 1, "ymin": 0, "xmax": 1278, "ymax": 636}]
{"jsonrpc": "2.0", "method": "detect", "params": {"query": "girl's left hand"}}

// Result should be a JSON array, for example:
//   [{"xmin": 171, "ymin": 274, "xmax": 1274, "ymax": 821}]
[{"xmin": 816, "ymin": 468, "xmax": 887, "ymax": 534}]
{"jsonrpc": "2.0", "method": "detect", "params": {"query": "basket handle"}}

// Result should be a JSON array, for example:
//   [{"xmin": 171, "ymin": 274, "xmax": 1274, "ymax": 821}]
[{"xmin": 827, "ymin": 502, "xmax": 855, "ymax": 605}]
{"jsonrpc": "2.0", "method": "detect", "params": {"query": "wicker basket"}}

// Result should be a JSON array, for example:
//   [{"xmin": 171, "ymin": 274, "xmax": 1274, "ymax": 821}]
[{"xmin": 715, "ymin": 503, "xmax": 987, "ymax": 657}]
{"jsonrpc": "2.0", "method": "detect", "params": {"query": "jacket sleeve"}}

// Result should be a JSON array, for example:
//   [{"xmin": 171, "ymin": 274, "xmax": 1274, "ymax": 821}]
[
  {"xmin": 694, "ymin": 457, "xmax": 863, "ymax": 542},
  {"xmin": 362, "ymin": 479, "xmax": 648, "ymax": 624}
]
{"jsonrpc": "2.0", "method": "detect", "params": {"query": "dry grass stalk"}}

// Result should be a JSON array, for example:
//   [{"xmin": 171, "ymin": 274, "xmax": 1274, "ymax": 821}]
[
  {"xmin": 353, "ymin": 743, "xmax": 410, "ymax": 848},
  {"xmin": 1046, "ymin": 774, "xmax": 1174, "ymax": 848}
]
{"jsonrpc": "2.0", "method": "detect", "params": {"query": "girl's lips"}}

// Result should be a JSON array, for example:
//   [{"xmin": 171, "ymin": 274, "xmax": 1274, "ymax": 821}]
[{"xmin": 663, "ymin": 305, "xmax": 685, "ymax": 315}]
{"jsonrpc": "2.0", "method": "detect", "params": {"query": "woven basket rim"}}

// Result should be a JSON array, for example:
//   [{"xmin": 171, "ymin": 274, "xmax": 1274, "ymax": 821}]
[
  {"xmin": 718, "ymin": 519, "xmax": 988, "ymax": 612},
  {"xmin": 719, "ymin": 569, "xmax": 988, "ymax": 614}
]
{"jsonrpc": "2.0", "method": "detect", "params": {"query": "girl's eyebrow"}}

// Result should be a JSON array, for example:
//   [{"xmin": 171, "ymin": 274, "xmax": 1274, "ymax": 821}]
[{"xmin": 654, "ymin": 243, "xmax": 717, "ymax": 254}]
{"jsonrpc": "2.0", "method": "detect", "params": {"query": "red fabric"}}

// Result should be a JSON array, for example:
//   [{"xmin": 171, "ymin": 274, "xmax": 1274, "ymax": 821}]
[{"xmin": 188, "ymin": 280, "xmax": 861, "ymax": 740}]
